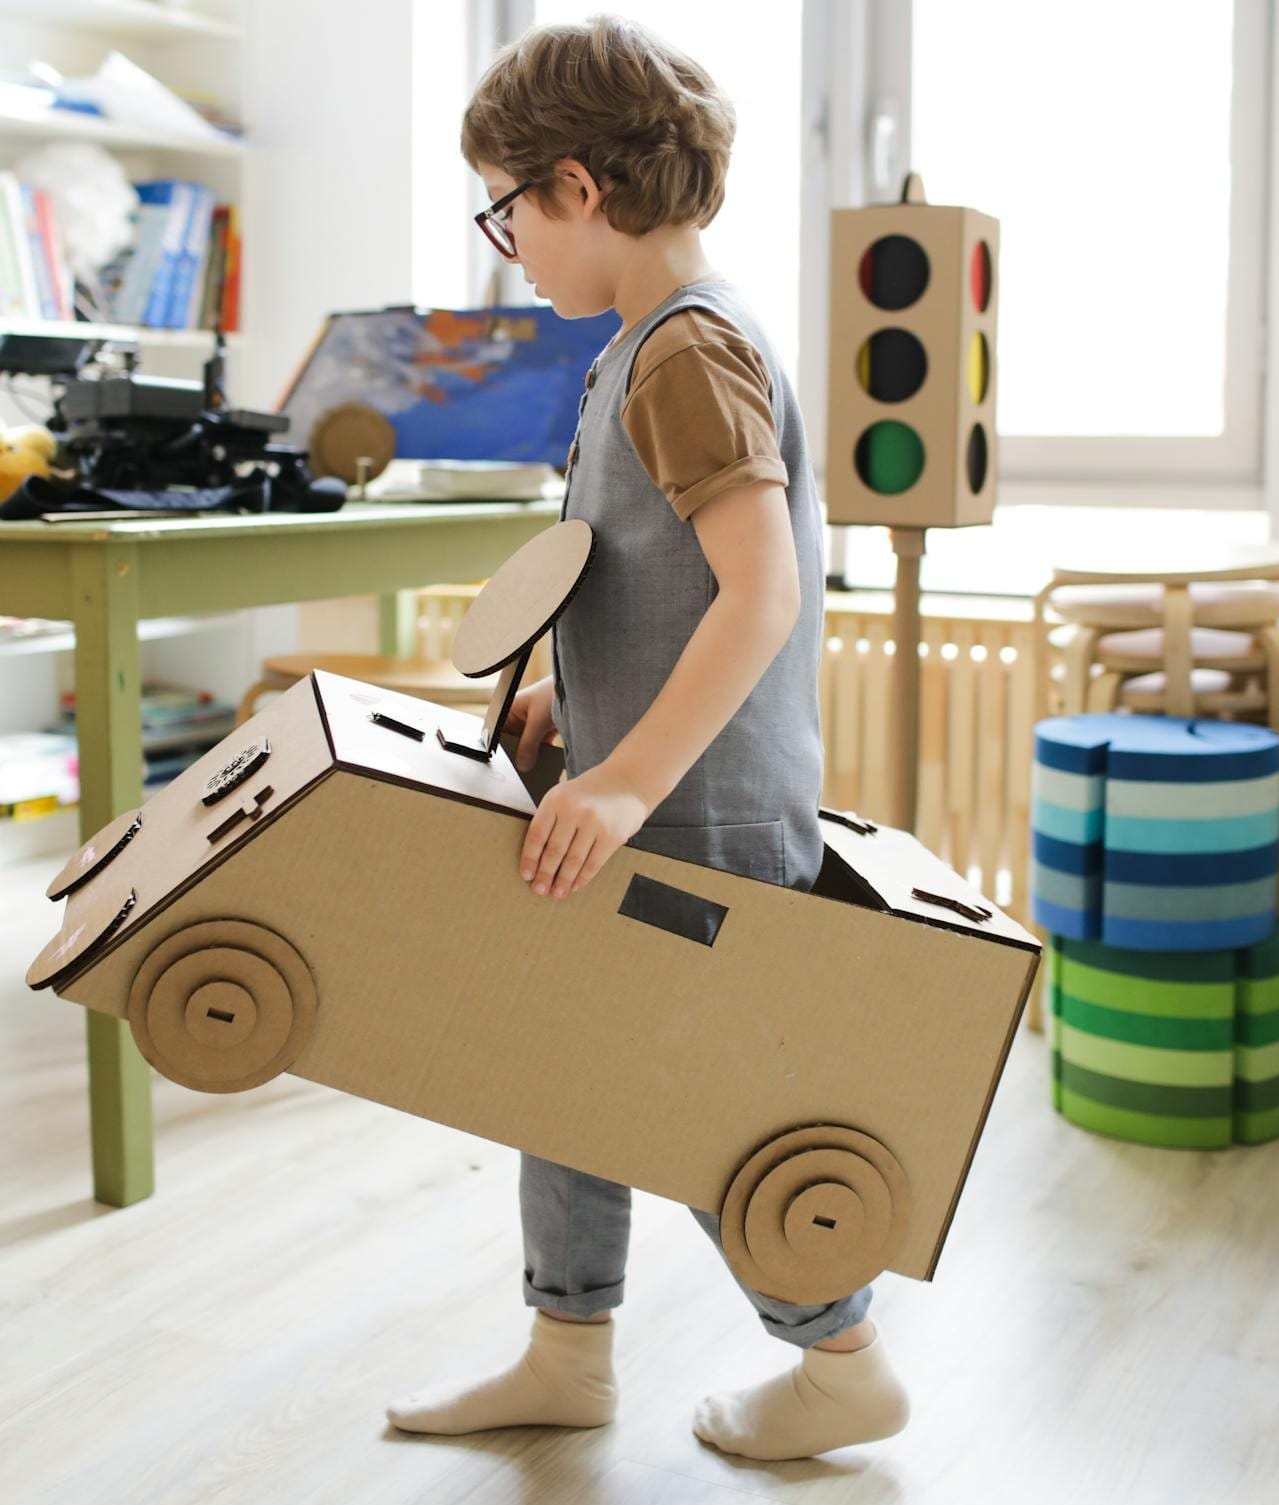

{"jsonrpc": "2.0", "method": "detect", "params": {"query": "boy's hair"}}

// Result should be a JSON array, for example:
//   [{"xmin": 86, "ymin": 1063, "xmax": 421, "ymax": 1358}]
[{"xmin": 461, "ymin": 14, "xmax": 735, "ymax": 236}]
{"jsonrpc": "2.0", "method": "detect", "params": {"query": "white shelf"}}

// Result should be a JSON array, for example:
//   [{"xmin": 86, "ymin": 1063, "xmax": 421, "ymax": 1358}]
[
  {"xmin": 0, "ymin": 612, "xmax": 247, "ymax": 659},
  {"xmin": 0, "ymin": 0, "xmax": 242, "ymax": 42},
  {"xmin": 1, "ymin": 316, "xmax": 242, "ymax": 346},
  {"xmin": 0, "ymin": 802, "xmax": 78, "ymax": 866},
  {"xmin": 0, "ymin": 97, "xmax": 246, "ymax": 157}
]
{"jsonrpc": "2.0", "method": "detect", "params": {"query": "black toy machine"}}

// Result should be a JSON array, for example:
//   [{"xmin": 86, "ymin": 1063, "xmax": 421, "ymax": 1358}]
[{"xmin": 0, "ymin": 327, "xmax": 345, "ymax": 518}]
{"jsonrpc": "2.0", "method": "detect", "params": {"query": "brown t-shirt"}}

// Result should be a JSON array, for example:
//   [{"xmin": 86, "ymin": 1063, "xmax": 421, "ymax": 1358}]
[{"xmin": 618, "ymin": 306, "xmax": 789, "ymax": 522}]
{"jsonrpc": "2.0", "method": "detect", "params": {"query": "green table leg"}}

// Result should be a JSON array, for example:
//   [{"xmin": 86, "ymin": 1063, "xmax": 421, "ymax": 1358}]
[
  {"xmin": 71, "ymin": 543, "xmax": 154, "ymax": 1207},
  {"xmin": 378, "ymin": 587, "xmax": 420, "ymax": 657}
]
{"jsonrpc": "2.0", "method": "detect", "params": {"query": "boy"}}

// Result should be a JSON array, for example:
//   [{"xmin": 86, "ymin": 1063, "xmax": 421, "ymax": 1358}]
[{"xmin": 386, "ymin": 15, "xmax": 909, "ymax": 1461}]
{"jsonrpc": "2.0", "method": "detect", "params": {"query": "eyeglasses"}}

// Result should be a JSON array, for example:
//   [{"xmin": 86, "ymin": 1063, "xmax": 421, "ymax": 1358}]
[{"xmin": 475, "ymin": 179, "xmax": 534, "ymax": 260}]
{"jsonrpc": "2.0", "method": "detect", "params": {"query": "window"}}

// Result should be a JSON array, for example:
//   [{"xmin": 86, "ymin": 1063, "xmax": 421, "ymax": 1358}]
[
  {"xmin": 914, "ymin": 0, "xmax": 1236, "ymax": 442},
  {"xmin": 808, "ymin": 0, "xmax": 1271, "ymax": 507},
  {"xmin": 410, "ymin": 0, "xmax": 474, "ymax": 309}
]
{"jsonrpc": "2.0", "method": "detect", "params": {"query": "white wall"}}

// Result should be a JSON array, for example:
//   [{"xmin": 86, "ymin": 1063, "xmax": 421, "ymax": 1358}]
[
  {"xmin": 241, "ymin": 0, "xmax": 418, "ymax": 652},
  {"xmin": 241, "ymin": 0, "xmax": 416, "ymax": 413}
]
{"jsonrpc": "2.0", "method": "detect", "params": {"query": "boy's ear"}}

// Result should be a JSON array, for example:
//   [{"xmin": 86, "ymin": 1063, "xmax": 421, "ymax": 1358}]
[{"xmin": 553, "ymin": 157, "xmax": 607, "ymax": 219}]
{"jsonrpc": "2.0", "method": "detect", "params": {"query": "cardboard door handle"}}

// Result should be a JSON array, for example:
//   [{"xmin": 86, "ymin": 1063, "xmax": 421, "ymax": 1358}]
[
  {"xmin": 617, "ymin": 873, "xmax": 728, "ymax": 948},
  {"xmin": 370, "ymin": 710, "xmax": 425, "ymax": 741},
  {"xmin": 910, "ymin": 887, "xmax": 992, "ymax": 924},
  {"xmin": 206, "ymin": 785, "xmax": 276, "ymax": 843}
]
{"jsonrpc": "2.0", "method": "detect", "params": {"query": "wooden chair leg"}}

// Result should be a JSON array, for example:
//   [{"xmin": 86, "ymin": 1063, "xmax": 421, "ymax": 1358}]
[
  {"xmin": 1086, "ymin": 669, "xmax": 1124, "ymax": 711},
  {"xmin": 1060, "ymin": 626, "xmax": 1099, "ymax": 715},
  {"xmin": 1162, "ymin": 583, "xmax": 1194, "ymax": 718},
  {"xmin": 1256, "ymin": 625, "xmax": 1279, "ymax": 730}
]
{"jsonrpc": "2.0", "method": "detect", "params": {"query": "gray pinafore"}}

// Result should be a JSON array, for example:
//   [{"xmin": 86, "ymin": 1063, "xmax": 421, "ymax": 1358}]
[
  {"xmin": 522, "ymin": 283, "xmax": 872, "ymax": 1346},
  {"xmin": 550, "ymin": 279, "xmax": 827, "ymax": 891}
]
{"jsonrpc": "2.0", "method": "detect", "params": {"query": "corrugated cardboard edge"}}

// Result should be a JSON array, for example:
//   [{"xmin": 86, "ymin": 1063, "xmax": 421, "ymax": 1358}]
[{"xmin": 923, "ymin": 945, "xmax": 1041, "ymax": 1280}]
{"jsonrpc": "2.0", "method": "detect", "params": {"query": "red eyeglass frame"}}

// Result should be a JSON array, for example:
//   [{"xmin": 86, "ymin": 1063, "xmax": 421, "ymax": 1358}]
[{"xmin": 475, "ymin": 179, "xmax": 534, "ymax": 260}]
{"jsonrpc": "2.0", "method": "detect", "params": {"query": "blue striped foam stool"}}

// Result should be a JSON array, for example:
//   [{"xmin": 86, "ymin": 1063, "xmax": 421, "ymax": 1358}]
[{"xmin": 1032, "ymin": 714, "xmax": 1279, "ymax": 951}]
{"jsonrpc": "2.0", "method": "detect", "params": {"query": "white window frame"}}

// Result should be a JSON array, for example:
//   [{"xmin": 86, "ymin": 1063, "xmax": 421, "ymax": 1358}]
[{"xmin": 799, "ymin": 0, "xmax": 1276, "ymax": 516}]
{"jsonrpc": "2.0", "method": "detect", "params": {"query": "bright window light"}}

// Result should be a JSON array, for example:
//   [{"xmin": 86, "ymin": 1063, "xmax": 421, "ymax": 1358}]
[{"xmin": 911, "ymin": 1, "xmax": 1234, "ymax": 439}]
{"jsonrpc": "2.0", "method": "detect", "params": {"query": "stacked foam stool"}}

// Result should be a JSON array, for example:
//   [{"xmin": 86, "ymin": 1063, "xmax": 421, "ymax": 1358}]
[
  {"xmin": 1236, "ymin": 933, "xmax": 1279, "ymax": 1144},
  {"xmin": 1032, "ymin": 713, "xmax": 1279, "ymax": 1147}
]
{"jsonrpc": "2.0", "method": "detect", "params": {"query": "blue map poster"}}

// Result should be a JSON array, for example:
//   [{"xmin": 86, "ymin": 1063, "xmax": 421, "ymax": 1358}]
[{"xmin": 277, "ymin": 305, "xmax": 621, "ymax": 467}]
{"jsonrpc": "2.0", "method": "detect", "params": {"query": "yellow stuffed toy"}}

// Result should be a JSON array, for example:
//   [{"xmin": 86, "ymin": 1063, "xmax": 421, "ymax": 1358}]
[{"xmin": 0, "ymin": 423, "xmax": 57, "ymax": 503}]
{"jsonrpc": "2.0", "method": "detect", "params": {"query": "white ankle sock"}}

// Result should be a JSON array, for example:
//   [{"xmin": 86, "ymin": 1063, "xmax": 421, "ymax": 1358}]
[
  {"xmin": 385, "ymin": 1312, "xmax": 618, "ymax": 1435},
  {"xmin": 693, "ymin": 1331, "xmax": 910, "ymax": 1460}
]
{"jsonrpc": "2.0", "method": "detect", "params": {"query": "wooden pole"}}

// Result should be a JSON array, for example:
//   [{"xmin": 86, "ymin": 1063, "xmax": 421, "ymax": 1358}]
[{"xmin": 889, "ymin": 527, "xmax": 926, "ymax": 832}]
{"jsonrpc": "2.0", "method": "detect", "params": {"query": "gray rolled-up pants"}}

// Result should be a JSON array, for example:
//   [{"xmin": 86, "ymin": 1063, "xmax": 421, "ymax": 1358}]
[{"xmin": 520, "ymin": 1153, "xmax": 873, "ymax": 1349}]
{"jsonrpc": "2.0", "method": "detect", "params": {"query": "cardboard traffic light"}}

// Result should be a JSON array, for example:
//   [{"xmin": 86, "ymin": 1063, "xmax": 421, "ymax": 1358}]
[{"xmin": 826, "ymin": 173, "xmax": 999, "ymax": 529}]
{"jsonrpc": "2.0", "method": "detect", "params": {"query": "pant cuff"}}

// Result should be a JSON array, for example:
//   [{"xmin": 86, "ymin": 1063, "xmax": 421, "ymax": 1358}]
[
  {"xmin": 523, "ymin": 1274, "xmax": 626, "ymax": 1317},
  {"xmin": 757, "ymin": 1288, "xmax": 875, "ymax": 1349}
]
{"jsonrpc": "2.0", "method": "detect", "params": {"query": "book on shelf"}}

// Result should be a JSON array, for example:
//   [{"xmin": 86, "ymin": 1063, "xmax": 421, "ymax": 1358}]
[
  {"xmin": 0, "ymin": 171, "xmax": 241, "ymax": 335},
  {"xmin": 110, "ymin": 179, "xmax": 239, "ymax": 332},
  {"xmin": 45, "ymin": 682, "xmax": 239, "ymax": 799},
  {"xmin": 170, "ymin": 184, "xmax": 216, "ymax": 329},
  {"xmin": 137, "ymin": 179, "xmax": 191, "ymax": 328},
  {"xmin": 219, "ymin": 204, "xmax": 241, "ymax": 332},
  {"xmin": 56, "ymin": 683, "xmax": 238, "ymax": 741},
  {"xmin": 0, "ymin": 171, "xmax": 73, "ymax": 322}
]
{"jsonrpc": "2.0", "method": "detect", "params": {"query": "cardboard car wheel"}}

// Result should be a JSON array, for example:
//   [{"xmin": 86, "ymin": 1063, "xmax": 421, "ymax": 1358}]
[
  {"xmin": 127, "ymin": 919, "xmax": 317, "ymax": 1094},
  {"xmin": 720, "ymin": 1125, "xmax": 911, "ymax": 1304}
]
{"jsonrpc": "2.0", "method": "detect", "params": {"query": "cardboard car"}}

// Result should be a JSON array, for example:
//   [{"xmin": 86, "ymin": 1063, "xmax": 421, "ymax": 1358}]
[{"xmin": 28, "ymin": 523, "xmax": 1039, "ymax": 1305}]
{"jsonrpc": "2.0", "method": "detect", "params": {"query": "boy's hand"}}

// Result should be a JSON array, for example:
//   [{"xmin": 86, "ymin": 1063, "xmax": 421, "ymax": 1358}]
[
  {"xmin": 506, "ymin": 675, "xmax": 557, "ymax": 772},
  {"xmin": 521, "ymin": 762, "xmax": 650, "ymax": 899}
]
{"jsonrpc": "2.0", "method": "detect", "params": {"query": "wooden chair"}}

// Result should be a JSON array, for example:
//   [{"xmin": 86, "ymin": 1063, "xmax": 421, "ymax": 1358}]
[{"xmin": 1032, "ymin": 550, "xmax": 1279, "ymax": 726}]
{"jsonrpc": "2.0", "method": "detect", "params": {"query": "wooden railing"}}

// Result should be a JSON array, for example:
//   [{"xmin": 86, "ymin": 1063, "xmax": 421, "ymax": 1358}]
[{"xmin": 821, "ymin": 591, "xmax": 1036, "ymax": 924}]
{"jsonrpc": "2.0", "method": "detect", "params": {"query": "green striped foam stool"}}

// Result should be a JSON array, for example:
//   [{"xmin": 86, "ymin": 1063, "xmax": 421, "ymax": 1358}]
[
  {"xmin": 1048, "ymin": 936, "xmax": 1235, "ymax": 1148},
  {"xmin": 1236, "ymin": 933, "xmax": 1279, "ymax": 1144},
  {"xmin": 1049, "ymin": 935, "xmax": 1279, "ymax": 1147}
]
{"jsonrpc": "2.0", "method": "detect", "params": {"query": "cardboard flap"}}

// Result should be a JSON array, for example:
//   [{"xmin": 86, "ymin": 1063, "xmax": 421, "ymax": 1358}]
[
  {"xmin": 817, "ymin": 809, "xmax": 1037, "ymax": 951},
  {"xmin": 313, "ymin": 670, "xmax": 535, "ymax": 816}
]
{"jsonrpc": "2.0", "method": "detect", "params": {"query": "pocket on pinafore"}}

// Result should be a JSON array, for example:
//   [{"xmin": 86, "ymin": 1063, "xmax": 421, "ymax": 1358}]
[{"xmin": 627, "ymin": 819, "xmax": 787, "ymax": 887}]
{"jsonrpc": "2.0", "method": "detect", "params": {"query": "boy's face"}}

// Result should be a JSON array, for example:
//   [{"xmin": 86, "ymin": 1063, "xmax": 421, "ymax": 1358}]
[{"xmin": 477, "ymin": 161, "xmax": 617, "ymax": 320}]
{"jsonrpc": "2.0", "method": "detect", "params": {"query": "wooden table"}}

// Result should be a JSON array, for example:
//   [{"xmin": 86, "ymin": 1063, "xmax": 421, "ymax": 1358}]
[{"xmin": 0, "ymin": 498, "xmax": 560, "ymax": 1207}]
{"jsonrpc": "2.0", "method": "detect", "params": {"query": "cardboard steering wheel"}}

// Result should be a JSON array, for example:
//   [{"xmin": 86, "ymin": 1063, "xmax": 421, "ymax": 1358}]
[{"xmin": 438, "ymin": 519, "xmax": 595, "ymax": 761}]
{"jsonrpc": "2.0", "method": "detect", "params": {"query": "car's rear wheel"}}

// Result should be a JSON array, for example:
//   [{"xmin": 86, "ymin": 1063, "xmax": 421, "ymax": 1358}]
[{"xmin": 719, "ymin": 1125, "xmax": 911, "ymax": 1305}]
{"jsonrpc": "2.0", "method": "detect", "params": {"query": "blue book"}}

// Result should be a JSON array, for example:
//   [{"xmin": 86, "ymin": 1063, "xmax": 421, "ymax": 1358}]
[
  {"xmin": 113, "ymin": 203, "xmax": 168, "ymax": 326},
  {"xmin": 136, "ymin": 180, "xmax": 193, "ymax": 328},
  {"xmin": 166, "ymin": 185, "xmax": 215, "ymax": 328}
]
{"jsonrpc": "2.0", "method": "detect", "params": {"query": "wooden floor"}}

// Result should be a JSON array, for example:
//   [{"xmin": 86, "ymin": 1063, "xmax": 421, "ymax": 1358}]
[{"xmin": 3, "ymin": 847, "xmax": 1278, "ymax": 1505}]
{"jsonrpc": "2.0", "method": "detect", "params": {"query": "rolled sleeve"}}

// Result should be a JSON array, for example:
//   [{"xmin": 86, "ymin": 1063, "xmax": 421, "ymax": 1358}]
[{"xmin": 621, "ymin": 334, "xmax": 789, "ymax": 521}]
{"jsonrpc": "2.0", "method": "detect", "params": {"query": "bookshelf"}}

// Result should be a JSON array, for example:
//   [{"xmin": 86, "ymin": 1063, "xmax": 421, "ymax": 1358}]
[
  {"xmin": 0, "ymin": 0, "xmax": 260, "ymax": 859},
  {"xmin": 0, "ymin": 1, "xmax": 243, "ymax": 43},
  {"xmin": 0, "ymin": 94, "xmax": 246, "ymax": 158},
  {"xmin": 0, "ymin": 0, "xmax": 248, "ymax": 369}
]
